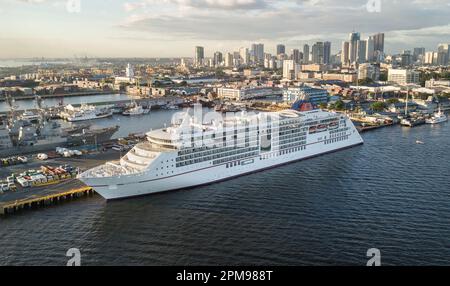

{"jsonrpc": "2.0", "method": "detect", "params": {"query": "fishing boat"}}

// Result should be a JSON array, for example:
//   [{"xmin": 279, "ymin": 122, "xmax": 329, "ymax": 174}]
[
  {"xmin": 425, "ymin": 105, "xmax": 447, "ymax": 124},
  {"xmin": 122, "ymin": 102, "xmax": 150, "ymax": 116}
]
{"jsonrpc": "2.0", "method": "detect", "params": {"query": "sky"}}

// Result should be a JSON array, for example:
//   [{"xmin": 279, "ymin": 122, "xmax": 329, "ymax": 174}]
[{"xmin": 0, "ymin": 0, "xmax": 449, "ymax": 58}]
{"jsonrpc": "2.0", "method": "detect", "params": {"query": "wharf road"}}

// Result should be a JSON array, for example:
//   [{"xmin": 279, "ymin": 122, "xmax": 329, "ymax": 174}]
[{"xmin": 0, "ymin": 149, "xmax": 121, "ymax": 213}]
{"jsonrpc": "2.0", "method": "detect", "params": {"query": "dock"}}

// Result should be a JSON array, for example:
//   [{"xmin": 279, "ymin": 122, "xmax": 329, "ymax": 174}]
[
  {"xmin": 0, "ymin": 95, "xmax": 186, "ymax": 116},
  {"xmin": 356, "ymin": 122, "xmax": 395, "ymax": 133},
  {"xmin": 0, "ymin": 150, "xmax": 122, "ymax": 217},
  {"xmin": 0, "ymin": 185, "xmax": 95, "ymax": 216}
]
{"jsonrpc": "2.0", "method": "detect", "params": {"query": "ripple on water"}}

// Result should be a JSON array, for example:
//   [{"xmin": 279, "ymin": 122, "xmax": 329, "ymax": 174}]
[{"xmin": 1, "ymin": 122, "xmax": 450, "ymax": 265}]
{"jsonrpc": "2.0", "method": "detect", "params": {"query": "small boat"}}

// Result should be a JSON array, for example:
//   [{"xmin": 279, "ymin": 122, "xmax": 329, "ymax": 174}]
[
  {"xmin": 20, "ymin": 110, "xmax": 40, "ymax": 122},
  {"xmin": 416, "ymin": 140, "xmax": 425, "ymax": 145},
  {"xmin": 425, "ymin": 106, "xmax": 447, "ymax": 124},
  {"xmin": 400, "ymin": 116, "xmax": 425, "ymax": 127},
  {"xmin": 122, "ymin": 104, "xmax": 150, "ymax": 116},
  {"xmin": 164, "ymin": 103, "xmax": 179, "ymax": 110}
]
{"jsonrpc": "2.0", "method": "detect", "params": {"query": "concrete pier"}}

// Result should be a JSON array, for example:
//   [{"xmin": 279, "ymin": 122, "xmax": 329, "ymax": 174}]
[{"xmin": 0, "ymin": 186, "xmax": 95, "ymax": 216}]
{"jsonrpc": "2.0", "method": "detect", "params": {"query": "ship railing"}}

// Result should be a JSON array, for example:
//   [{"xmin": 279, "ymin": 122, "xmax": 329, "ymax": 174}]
[
  {"xmin": 124, "ymin": 152, "xmax": 153, "ymax": 166},
  {"xmin": 120, "ymin": 157, "xmax": 148, "ymax": 171}
]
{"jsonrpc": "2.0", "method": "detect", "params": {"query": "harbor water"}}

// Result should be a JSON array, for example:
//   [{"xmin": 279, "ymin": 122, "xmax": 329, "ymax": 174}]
[{"xmin": 0, "ymin": 107, "xmax": 449, "ymax": 265}]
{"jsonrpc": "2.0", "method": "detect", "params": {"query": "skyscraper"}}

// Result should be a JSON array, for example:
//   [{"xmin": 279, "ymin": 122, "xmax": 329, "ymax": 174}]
[
  {"xmin": 341, "ymin": 41, "xmax": 350, "ymax": 65},
  {"xmin": 437, "ymin": 43, "xmax": 449, "ymax": 65},
  {"xmin": 214, "ymin": 51, "xmax": 223, "ymax": 67},
  {"xmin": 366, "ymin": 37, "xmax": 375, "ymax": 62},
  {"xmin": 323, "ymin": 42, "xmax": 331, "ymax": 64},
  {"xmin": 277, "ymin": 44, "xmax": 286, "ymax": 55},
  {"xmin": 373, "ymin": 33, "xmax": 385, "ymax": 53},
  {"xmin": 312, "ymin": 42, "xmax": 324, "ymax": 64},
  {"xmin": 251, "ymin": 43, "xmax": 264, "ymax": 64},
  {"xmin": 413, "ymin": 48, "xmax": 425, "ymax": 62},
  {"xmin": 125, "ymin": 63, "xmax": 134, "ymax": 78},
  {"xmin": 401, "ymin": 50, "xmax": 413, "ymax": 67},
  {"xmin": 283, "ymin": 60, "xmax": 300, "ymax": 80},
  {"xmin": 348, "ymin": 32, "xmax": 361, "ymax": 63},
  {"xmin": 239, "ymin": 47, "xmax": 250, "ymax": 65},
  {"xmin": 357, "ymin": 40, "xmax": 367, "ymax": 63},
  {"xmin": 291, "ymin": 49, "xmax": 300, "ymax": 64},
  {"xmin": 424, "ymin": 52, "xmax": 437, "ymax": 65},
  {"xmin": 195, "ymin": 46, "xmax": 205, "ymax": 67},
  {"xmin": 225, "ymin": 52, "xmax": 234, "ymax": 67},
  {"xmin": 303, "ymin": 44, "xmax": 310, "ymax": 64}
]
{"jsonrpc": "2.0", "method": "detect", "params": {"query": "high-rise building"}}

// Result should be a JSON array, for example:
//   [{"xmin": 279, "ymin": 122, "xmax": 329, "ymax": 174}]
[
  {"xmin": 239, "ymin": 47, "xmax": 250, "ymax": 65},
  {"xmin": 283, "ymin": 60, "xmax": 300, "ymax": 80},
  {"xmin": 312, "ymin": 42, "xmax": 324, "ymax": 64},
  {"xmin": 277, "ymin": 44, "xmax": 286, "ymax": 55},
  {"xmin": 424, "ymin": 52, "xmax": 437, "ymax": 65},
  {"xmin": 366, "ymin": 37, "xmax": 375, "ymax": 62},
  {"xmin": 251, "ymin": 43, "xmax": 264, "ymax": 64},
  {"xmin": 207, "ymin": 58, "xmax": 214, "ymax": 68},
  {"xmin": 437, "ymin": 43, "xmax": 449, "ymax": 65},
  {"xmin": 195, "ymin": 46, "xmax": 205, "ymax": 67},
  {"xmin": 323, "ymin": 42, "xmax": 331, "ymax": 65},
  {"xmin": 356, "ymin": 40, "xmax": 367, "ymax": 63},
  {"xmin": 348, "ymin": 32, "xmax": 361, "ymax": 63},
  {"xmin": 373, "ymin": 33, "xmax": 385, "ymax": 53},
  {"xmin": 401, "ymin": 50, "xmax": 413, "ymax": 67},
  {"xmin": 341, "ymin": 41, "xmax": 350, "ymax": 65},
  {"xmin": 303, "ymin": 44, "xmax": 310, "ymax": 64},
  {"xmin": 225, "ymin": 53, "xmax": 234, "ymax": 67},
  {"xmin": 413, "ymin": 48, "xmax": 425, "ymax": 62},
  {"xmin": 125, "ymin": 63, "xmax": 134, "ymax": 78},
  {"xmin": 291, "ymin": 49, "xmax": 300, "ymax": 64},
  {"xmin": 214, "ymin": 51, "xmax": 223, "ymax": 67}
]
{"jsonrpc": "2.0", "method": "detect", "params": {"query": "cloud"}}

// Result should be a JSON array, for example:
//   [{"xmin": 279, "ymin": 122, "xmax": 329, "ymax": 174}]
[
  {"xmin": 4, "ymin": 0, "xmax": 450, "ymax": 57},
  {"xmin": 123, "ymin": 2, "xmax": 147, "ymax": 12},
  {"xmin": 118, "ymin": 0, "xmax": 450, "ymax": 53},
  {"xmin": 16, "ymin": 0, "xmax": 50, "ymax": 3},
  {"xmin": 151, "ymin": 0, "xmax": 268, "ymax": 10}
]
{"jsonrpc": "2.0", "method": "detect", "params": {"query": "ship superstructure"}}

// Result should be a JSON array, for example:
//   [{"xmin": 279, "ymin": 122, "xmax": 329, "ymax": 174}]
[{"xmin": 79, "ymin": 108, "xmax": 364, "ymax": 200}]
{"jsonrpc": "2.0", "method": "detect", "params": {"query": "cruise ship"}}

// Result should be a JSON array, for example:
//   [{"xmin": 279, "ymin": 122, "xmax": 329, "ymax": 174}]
[{"xmin": 79, "ymin": 108, "xmax": 364, "ymax": 200}]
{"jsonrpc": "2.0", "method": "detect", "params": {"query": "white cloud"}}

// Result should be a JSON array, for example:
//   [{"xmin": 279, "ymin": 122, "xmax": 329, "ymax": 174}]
[{"xmin": 4, "ymin": 0, "xmax": 450, "ymax": 57}]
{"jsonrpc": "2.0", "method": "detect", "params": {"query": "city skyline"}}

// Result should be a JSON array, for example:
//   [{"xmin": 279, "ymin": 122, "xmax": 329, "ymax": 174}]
[{"xmin": 0, "ymin": 0, "xmax": 449, "ymax": 58}]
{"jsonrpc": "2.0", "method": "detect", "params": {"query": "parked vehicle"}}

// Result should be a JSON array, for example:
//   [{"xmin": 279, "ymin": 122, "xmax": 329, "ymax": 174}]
[
  {"xmin": 37, "ymin": 153, "xmax": 49, "ymax": 160},
  {"xmin": 0, "ymin": 156, "xmax": 28, "ymax": 167},
  {"xmin": 14, "ymin": 164, "xmax": 78, "ymax": 188}
]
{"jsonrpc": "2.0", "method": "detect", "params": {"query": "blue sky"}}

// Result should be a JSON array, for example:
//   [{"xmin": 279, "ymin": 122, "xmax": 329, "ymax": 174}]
[{"xmin": 1, "ymin": 0, "xmax": 449, "ymax": 58}]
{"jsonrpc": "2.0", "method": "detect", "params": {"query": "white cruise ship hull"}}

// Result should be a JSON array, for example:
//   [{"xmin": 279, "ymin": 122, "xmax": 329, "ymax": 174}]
[{"xmin": 80, "ymin": 128, "xmax": 363, "ymax": 200}]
